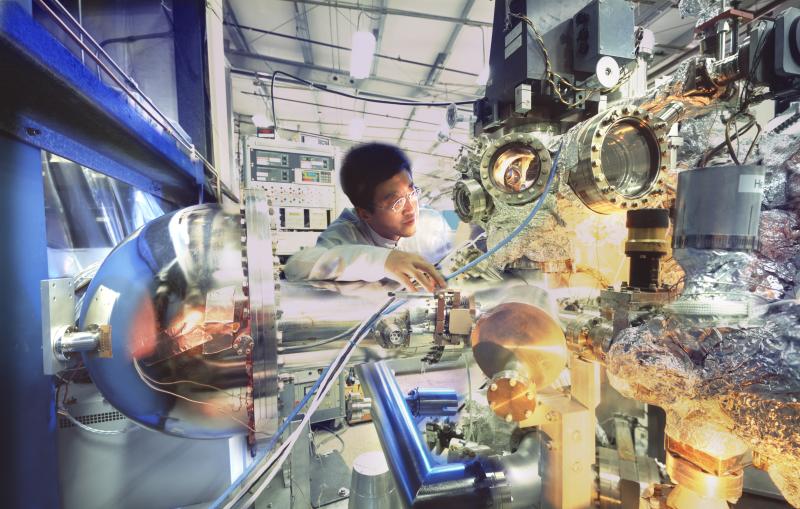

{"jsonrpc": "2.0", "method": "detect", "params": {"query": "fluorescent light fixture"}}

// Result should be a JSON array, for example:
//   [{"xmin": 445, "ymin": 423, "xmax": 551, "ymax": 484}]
[
  {"xmin": 477, "ymin": 64, "xmax": 490, "ymax": 86},
  {"xmin": 348, "ymin": 117, "xmax": 366, "ymax": 140},
  {"xmin": 350, "ymin": 31, "xmax": 376, "ymax": 79}
]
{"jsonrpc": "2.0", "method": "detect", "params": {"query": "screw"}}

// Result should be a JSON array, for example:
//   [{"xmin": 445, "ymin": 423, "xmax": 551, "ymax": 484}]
[
  {"xmin": 490, "ymin": 383, "xmax": 498, "ymax": 392},
  {"xmin": 505, "ymin": 414, "xmax": 514, "ymax": 423},
  {"xmin": 546, "ymin": 411, "xmax": 558, "ymax": 422},
  {"xmin": 509, "ymin": 379, "xmax": 517, "ymax": 388}
]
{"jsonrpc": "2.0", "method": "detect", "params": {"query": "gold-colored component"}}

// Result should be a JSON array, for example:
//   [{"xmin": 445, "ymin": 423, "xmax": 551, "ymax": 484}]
[
  {"xmin": 97, "ymin": 324, "xmax": 113, "ymax": 358},
  {"xmin": 478, "ymin": 132, "xmax": 552, "ymax": 206},
  {"xmin": 485, "ymin": 371, "xmax": 537, "ymax": 422},
  {"xmin": 471, "ymin": 302, "xmax": 568, "ymax": 390},
  {"xmin": 665, "ymin": 450, "xmax": 744, "ymax": 503},
  {"xmin": 665, "ymin": 435, "xmax": 748, "ymax": 477}
]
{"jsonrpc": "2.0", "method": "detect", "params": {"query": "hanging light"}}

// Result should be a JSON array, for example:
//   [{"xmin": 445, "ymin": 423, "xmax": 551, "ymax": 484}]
[
  {"xmin": 477, "ymin": 64, "xmax": 490, "ymax": 86},
  {"xmin": 350, "ymin": 30, "xmax": 376, "ymax": 79}
]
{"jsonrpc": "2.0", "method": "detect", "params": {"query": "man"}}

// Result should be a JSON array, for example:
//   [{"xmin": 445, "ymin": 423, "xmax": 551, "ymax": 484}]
[{"xmin": 284, "ymin": 142, "xmax": 450, "ymax": 292}]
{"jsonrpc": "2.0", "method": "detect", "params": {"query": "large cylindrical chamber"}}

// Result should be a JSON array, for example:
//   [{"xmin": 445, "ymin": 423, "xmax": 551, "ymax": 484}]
[
  {"xmin": 673, "ymin": 165, "xmax": 765, "ymax": 251},
  {"xmin": 78, "ymin": 191, "xmax": 280, "ymax": 439}
]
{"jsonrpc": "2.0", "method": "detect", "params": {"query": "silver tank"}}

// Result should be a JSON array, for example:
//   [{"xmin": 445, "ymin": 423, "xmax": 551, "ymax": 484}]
[{"xmin": 78, "ymin": 192, "xmax": 280, "ymax": 439}]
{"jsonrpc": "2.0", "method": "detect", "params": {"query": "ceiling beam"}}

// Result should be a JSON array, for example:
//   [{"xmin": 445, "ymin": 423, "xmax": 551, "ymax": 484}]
[
  {"xmin": 223, "ymin": 22, "xmax": 480, "ymax": 77},
  {"xmin": 240, "ymin": 90, "xmax": 470, "ymax": 129},
  {"xmin": 369, "ymin": 0, "xmax": 388, "ymax": 77},
  {"xmin": 281, "ymin": 0, "xmax": 492, "ymax": 28},
  {"xmin": 396, "ymin": 0, "xmax": 476, "ymax": 150},
  {"xmin": 293, "ymin": 2, "xmax": 324, "ymax": 134},
  {"xmin": 223, "ymin": 0, "xmax": 277, "ymax": 122}
]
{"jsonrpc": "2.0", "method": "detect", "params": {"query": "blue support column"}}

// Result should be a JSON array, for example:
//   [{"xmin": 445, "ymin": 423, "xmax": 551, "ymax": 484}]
[
  {"xmin": 173, "ymin": 0, "xmax": 209, "ymax": 161},
  {"xmin": 0, "ymin": 132, "xmax": 60, "ymax": 508}
]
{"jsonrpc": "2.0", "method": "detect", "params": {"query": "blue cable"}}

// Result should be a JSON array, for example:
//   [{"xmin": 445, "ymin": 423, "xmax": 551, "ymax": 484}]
[
  {"xmin": 211, "ymin": 143, "xmax": 564, "ymax": 507},
  {"xmin": 445, "ymin": 142, "xmax": 564, "ymax": 281},
  {"xmin": 210, "ymin": 297, "xmax": 403, "ymax": 509}
]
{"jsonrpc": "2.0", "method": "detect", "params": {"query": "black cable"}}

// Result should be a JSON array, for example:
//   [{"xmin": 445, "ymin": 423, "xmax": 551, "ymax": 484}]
[
  {"xmin": 268, "ymin": 69, "xmax": 477, "ymax": 132},
  {"xmin": 223, "ymin": 22, "xmax": 479, "ymax": 78}
]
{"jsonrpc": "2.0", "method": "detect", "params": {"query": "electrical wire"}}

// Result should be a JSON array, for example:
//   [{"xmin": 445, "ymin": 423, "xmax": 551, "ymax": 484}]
[
  {"xmin": 509, "ymin": 13, "xmax": 634, "ymax": 108},
  {"xmin": 445, "ymin": 142, "xmax": 564, "ymax": 281},
  {"xmin": 133, "ymin": 358, "xmax": 262, "ymax": 435},
  {"xmin": 268, "ymin": 70, "xmax": 477, "ymax": 132},
  {"xmin": 210, "ymin": 296, "xmax": 402, "ymax": 509},
  {"xmin": 57, "ymin": 407, "xmax": 129, "ymax": 436},
  {"xmin": 279, "ymin": 324, "xmax": 359, "ymax": 353}
]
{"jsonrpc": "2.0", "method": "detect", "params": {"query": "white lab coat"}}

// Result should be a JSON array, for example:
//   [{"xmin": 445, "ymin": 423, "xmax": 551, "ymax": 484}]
[{"xmin": 284, "ymin": 207, "xmax": 452, "ymax": 283}]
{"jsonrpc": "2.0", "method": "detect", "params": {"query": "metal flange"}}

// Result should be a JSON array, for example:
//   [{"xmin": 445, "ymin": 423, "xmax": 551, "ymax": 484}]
[
  {"xmin": 478, "ymin": 132, "xmax": 552, "ymax": 206},
  {"xmin": 453, "ymin": 179, "xmax": 493, "ymax": 223},
  {"xmin": 569, "ymin": 105, "xmax": 669, "ymax": 214}
]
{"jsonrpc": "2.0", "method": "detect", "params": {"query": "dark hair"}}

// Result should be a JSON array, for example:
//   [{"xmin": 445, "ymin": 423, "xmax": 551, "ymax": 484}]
[{"xmin": 340, "ymin": 143, "xmax": 411, "ymax": 211}]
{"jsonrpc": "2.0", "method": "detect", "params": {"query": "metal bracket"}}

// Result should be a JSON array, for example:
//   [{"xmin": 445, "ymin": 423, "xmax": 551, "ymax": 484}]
[{"xmin": 40, "ymin": 278, "xmax": 75, "ymax": 375}]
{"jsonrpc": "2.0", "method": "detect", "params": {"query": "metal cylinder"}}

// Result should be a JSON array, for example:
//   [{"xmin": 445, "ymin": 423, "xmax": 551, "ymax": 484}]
[
  {"xmin": 348, "ymin": 451, "xmax": 401, "ymax": 509},
  {"xmin": 55, "ymin": 328, "xmax": 101, "ymax": 361},
  {"xmin": 673, "ymin": 165, "xmax": 765, "ymax": 251},
  {"xmin": 405, "ymin": 388, "xmax": 459, "ymax": 417},
  {"xmin": 625, "ymin": 209, "xmax": 669, "ymax": 290}
]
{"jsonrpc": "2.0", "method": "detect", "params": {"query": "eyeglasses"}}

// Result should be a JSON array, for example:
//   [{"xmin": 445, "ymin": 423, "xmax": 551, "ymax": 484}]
[{"xmin": 379, "ymin": 186, "xmax": 421, "ymax": 213}]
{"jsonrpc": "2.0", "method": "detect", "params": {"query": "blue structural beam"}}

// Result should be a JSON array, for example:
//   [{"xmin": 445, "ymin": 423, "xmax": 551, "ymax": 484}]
[
  {"xmin": 0, "ymin": 132, "xmax": 60, "ymax": 508},
  {"xmin": 0, "ymin": 1, "xmax": 202, "ymax": 206}
]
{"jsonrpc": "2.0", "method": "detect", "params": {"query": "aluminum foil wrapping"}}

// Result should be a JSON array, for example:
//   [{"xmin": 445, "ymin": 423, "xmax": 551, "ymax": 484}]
[
  {"xmin": 484, "ymin": 193, "xmax": 575, "ymax": 269},
  {"xmin": 672, "ymin": 248, "xmax": 759, "ymax": 304},
  {"xmin": 676, "ymin": 111, "xmax": 725, "ymax": 168},
  {"xmin": 606, "ymin": 303, "xmax": 800, "ymax": 507},
  {"xmin": 678, "ymin": 0, "xmax": 722, "ymax": 25},
  {"xmin": 755, "ymin": 210, "xmax": 800, "ymax": 298}
]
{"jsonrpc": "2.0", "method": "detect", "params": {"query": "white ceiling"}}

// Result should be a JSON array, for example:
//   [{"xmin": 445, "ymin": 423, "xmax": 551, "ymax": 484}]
[{"xmin": 223, "ymin": 0, "xmax": 796, "ymax": 170}]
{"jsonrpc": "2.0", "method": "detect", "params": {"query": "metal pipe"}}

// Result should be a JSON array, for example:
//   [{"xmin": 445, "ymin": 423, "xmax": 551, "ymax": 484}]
[
  {"xmin": 55, "ymin": 329, "xmax": 100, "ymax": 360},
  {"xmin": 405, "ymin": 388, "xmax": 459, "ymax": 417},
  {"xmin": 356, "ymin": 361, "xmax": 494, "ymax": 508}
]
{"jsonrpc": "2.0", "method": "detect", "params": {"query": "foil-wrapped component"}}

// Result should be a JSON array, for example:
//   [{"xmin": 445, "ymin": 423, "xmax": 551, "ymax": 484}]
[
  {"xmin": 606, "ymin": 303, "xmax": 800, "ymax": 507},
  {"xmin": 763, "ymin": 168, "xmax": 790, "ymax": 209},
  {"xmin": 670, "ymin": 248, "xmax": 761, "ymax": 315},
  {"xmin": 758, "ymin": 132, "xmax": 800, "ymax": 175},
  {"xmin": 768, "ymin": 463, "xmax": 800, "ymax": 508},
  {"xmin": 759, "ymin": 210, "xmax": 800, "ymax": 266},
  {"xmin": 678, "ymin": 0, "xmax": 722, "ymax": 24}
]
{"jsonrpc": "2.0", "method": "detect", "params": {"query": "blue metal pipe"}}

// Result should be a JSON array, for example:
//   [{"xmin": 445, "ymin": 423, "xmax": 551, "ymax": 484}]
[
  {"xmin": 357, "ymin": 361, "xmax": 490, "ymax": 508},
  {"xmin": 405, "ymin": 388, "xmax": 459, "ymax": 418}
]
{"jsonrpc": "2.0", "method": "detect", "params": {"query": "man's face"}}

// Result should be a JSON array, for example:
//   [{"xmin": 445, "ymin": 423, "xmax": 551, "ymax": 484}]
[{"xmin": 357, "ymin": 170, "xmax": 418, "ymax": 240}]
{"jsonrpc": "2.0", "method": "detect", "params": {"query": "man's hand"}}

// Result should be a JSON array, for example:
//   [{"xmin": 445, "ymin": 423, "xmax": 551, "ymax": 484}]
[{"xmin": 385, "ymin": 251, "xmax": 447, "ymax": 292}]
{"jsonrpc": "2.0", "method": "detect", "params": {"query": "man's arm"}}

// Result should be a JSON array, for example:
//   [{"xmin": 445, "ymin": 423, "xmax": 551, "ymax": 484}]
[
  {"xmin": 283, "ymin": 243, "xmax": 392, "ymax": 282},
  {"xmin": 284, "ymin": 225, "xmax": 445, "ymax": 291}
]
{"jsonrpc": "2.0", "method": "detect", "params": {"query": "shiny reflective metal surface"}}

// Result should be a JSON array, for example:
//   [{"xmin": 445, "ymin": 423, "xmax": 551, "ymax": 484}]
[
  {"xmin": 601, "ymin": 121, "xmax": 659, "ymax": 198},
  {"xmin": 348, "ymin": 451, "xmax": 401, "ymax": 509},
  {"xmin": 471, "ymin": 302, "xmax": 567, "ymax": 391},
  {"xmin": 490, "ymin": 144, "xmax": 542, "ymax": 194},
  {"xmin": 568, "ymin": 105, "xmax": 668, "ymax": 214},
  {"xmin": 79, "ymin": 198, "xmax": 279, "ymax": 439},
  {"xmin": 478, "ymin": 131, "xmax": 552, "ymax": 206}
]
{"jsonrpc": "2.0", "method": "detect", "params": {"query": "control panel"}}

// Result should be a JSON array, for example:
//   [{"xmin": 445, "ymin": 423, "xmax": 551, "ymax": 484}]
[{"xmin": 243, "ymin": 138, "xmax": 340, "ymax": 256}]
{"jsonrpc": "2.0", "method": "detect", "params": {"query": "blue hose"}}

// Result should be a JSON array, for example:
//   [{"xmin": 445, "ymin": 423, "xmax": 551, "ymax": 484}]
[{"xmin": 445, "ymin": 142, "xmax": 564, "ymax": 281}]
